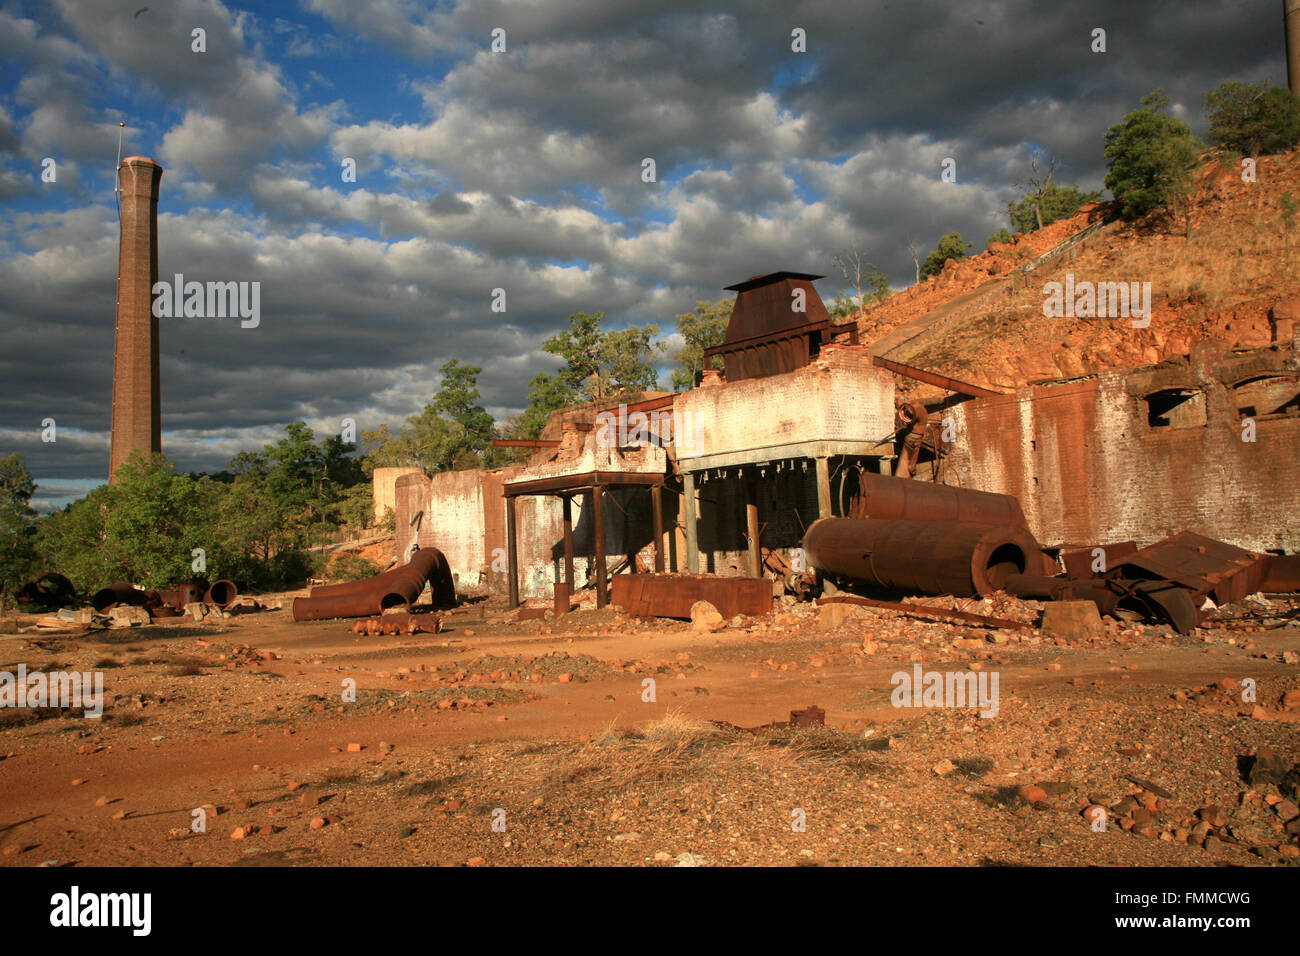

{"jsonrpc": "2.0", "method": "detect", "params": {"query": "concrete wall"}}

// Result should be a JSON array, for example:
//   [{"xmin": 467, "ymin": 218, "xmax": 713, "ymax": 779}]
[
  {"xmin": 675, "ymin": 346, "xmax": 895, "ymax": 465},
  {"xmin": 945, "ymin": 346, "xmax": 1300, "ymax": 553},
  {"xmin": 372, "ymin": 466, "xmax": 425, "ymax": 524},
  {"xmin": 395, "ymin": 468, "xmax": 665, "ymax": 598}
]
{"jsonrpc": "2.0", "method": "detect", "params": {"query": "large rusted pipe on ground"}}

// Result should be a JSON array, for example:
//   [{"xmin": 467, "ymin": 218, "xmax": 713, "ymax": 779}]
[
  {"xmin": 847, "ymin": 472, "xmax": 1029, "ymax": 527},
  {"xmin": 204, "ymin": 580, "xmax": 238, "ymax": 608},
  {"xmin": 92, "ymin": 581, "xmax": 150, "ymax": 612},
  {"xmin": 292, "ymin": 547, "xmax": 455, "ymax": 622},
  {"xmin": 802, "ymin": 517, "xmax": 1043, "ymax": 597}
]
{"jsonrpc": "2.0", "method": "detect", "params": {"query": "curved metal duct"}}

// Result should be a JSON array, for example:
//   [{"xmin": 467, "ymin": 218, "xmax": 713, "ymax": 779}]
[
  {"xmin": 292, "ymin": 547, "xmax": 455, "ymax": 622},
  {"xmin": 802, "ymin": 517, "xmax": 1043, "ymax": 598}
]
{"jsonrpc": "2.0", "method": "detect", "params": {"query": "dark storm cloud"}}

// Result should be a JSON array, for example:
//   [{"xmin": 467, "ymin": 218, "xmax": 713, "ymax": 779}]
[{"xmin": 1, "ymin": 0, "xmax": 1290, "ymax": 486}]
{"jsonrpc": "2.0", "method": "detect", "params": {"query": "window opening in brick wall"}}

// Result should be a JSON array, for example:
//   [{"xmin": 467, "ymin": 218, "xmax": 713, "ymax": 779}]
[{"xmin": 1145, "ymin": 388, "xmax": 1207, "ymax": 428}]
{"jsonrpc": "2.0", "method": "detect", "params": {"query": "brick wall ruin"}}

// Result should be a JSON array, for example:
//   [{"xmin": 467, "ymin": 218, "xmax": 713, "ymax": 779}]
[{"xmin": 945, "ymin": 344, "xmax": 1300, "ymax": 553}]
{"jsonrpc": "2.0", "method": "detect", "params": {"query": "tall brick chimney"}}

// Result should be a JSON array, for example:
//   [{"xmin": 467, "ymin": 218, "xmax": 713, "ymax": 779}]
[
  {"xmin": 1288, "ymin": 0, "xmax": 1300, "ymax": 96},
  {"xmin": 109, "ymin": 156, "xmax": 163, "ymax": 481}
]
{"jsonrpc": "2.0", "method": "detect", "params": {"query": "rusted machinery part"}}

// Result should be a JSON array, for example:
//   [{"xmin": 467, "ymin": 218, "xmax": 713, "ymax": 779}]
[
  {"xmin": 292, "ymin": 548, "xmax": 455, "ymax": 622},
  {"xmin": 845, "ymin": 471, "xmax": 1030, "ymax": 529},
  {"xmin": 92, "ymin": 581, "xmax": 150, "ymax": 613},
  {"xmin": 154, "ymin": 582, "xmax": 202, "ymax": 611},
  {"xmin": 897, "ymin": 401, "xmax": 928, "ymax": 428},
  {"xmin": 785, "ymin": 571, "xmax": 815, "ymax": 600},
  {"xmin": 1260, "ymin": 553, "xmax": 1300, "ymax": 593},
  {"xmin": 802, "ymin": 517, "xmax": 1044, "ymax": 598},
  {"xmin": 204, "ymin": 580, "xmax": 238, "ymax": 609},
  {"xmin": 611, "ymin": 573, "xmax": 773, "ymax": 619},
  {"xmin": 1110, "ymin": 579, "xmax": 1199, "ymax": 634}
]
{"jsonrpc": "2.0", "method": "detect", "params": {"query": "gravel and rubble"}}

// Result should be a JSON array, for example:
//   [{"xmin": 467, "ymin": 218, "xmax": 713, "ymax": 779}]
[{"xmin": 1, "ymin": 587, "xmax": 1297, "ymax": 866}]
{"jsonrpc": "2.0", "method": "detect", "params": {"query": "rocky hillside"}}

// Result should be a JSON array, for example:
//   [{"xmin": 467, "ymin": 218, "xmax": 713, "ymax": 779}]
[{"xmin": 859, "ymin": 149, "xmax": 1300, "ymax": 394}]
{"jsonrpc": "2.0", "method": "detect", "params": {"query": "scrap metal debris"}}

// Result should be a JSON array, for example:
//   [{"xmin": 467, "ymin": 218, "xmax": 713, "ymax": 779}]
[{"xmin": 612, "ymin": 573, "xmax": 772, "ymax": 620}]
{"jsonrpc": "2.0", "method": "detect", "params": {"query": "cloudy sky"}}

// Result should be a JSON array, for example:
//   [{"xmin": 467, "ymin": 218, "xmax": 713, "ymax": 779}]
[{"xmin": 0, "ymin": 0, "xmax": 1288, "ymax": 510}]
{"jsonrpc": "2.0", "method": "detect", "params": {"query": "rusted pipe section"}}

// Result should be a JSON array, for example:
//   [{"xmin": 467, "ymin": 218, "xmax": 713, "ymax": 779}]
[
  {"xmin": 802, "ymin": 517, "xmax": 1043, "ymax": 598},
  {"xmin": 204, "ymin": 580, "xmax": 238, "ymax": 609},
  {"xmin": 92, "ymin": 582, "xmax": 150, "ymax": 613},
  {"xmin": 292, "ymin": 547, "xmax": 455, "ymax": 622},
  {"xmin": 848, "ymin": 471, "xmax": 1029, "ymax": 527}
]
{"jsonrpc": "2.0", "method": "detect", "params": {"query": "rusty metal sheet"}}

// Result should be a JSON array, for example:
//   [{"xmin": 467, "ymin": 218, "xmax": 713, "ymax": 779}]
[
  {"xmin": 871, "ymin": 355, "xmax": 1003, "ymax": 397},
  {"xmin": 1261, "ymin": 554, "xmax": 1300, "ymax": 593},
  {"xmin": 611, "ymin": 573, "xmax": 772, "ymax": 620},
  {"xmin": 1106, "ymin": 532, "xmax": 1266, "ymax": 605}
]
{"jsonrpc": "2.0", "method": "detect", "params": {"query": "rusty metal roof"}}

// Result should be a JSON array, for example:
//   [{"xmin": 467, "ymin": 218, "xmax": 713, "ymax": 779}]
[
  {"xmin": 703, "ymin": 271, "xmax": 845, "ymax": 381},
  {"xmin": 720, "ymin": 271, "xmax": 830, "ymax": 343}
]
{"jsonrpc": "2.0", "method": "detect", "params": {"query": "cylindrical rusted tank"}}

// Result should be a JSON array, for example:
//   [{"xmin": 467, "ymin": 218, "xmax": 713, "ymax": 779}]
[
  {"xmin": 802, "ymin": 517, "xmax": 1043, "ymax": 597},
  {"xmin": 847, "ymin": 472, "xmax": 1028, "ymax": 527}
]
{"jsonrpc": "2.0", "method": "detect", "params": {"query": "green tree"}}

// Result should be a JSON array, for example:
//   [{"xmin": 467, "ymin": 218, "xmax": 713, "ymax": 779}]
[
  {"xmin": 0, "ymin": 454, "xmax": 38, "ymax": 610},
  {"xmin": 360, "ymin": 361, "xmax": 496, "ymax": 473},
  {"xmin": 513, "ymin": 372, "xmax": 576, "ymax": 440},
  {"xmin": 541, "ymin": 311, "xmax": 661, "ymax": 403},
  {"xmin": 1103, "ymin": 89, "xmax": 1202, "ymax": 224},
  {"xmin": 985, "ymin": 227, "xmax": 1015, "ymax": 249},
  {"xmin": 1006, "ymin": 183, "xmax": 1102, "ymax": 234},
  {"xmin": 920, "ymin": 232, "xmax": 973, "ymax": 278},
  {"xmin": 1205, "ymin": 80, "xmax": 1300, "ymax": 157},
  {"xmin": 669, "ymin": 297, "xmax": 732, "ymax": 391},
  {"xmin": 430, "ymin": 359, "xmax": 496, "ymax": 466}
]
